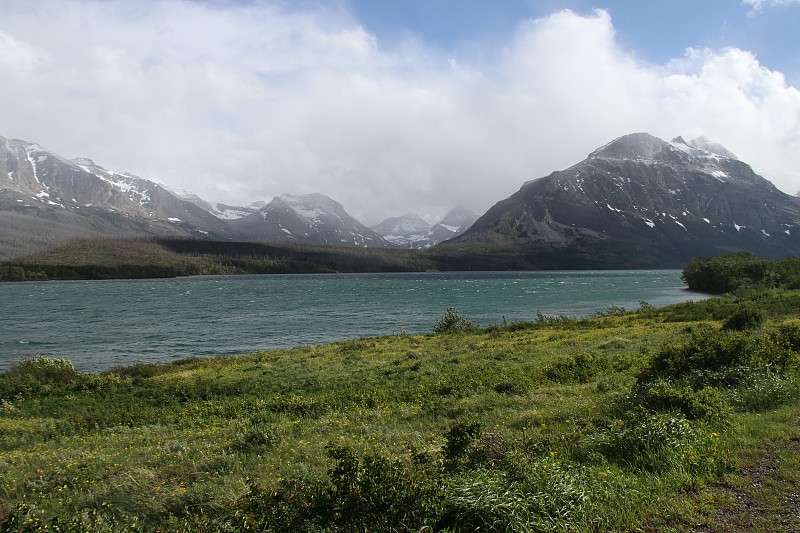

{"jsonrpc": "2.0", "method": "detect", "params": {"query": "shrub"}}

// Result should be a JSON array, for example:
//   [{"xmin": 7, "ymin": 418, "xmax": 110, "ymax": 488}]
[
  {"xmin": 0, "ymin": 357, "xmax": 83, "ymax": 399},
  {"xmin": 444, "ymin": 419, "xmax": 483, "ymax": 465},
  {"xmin": 546, "ymin": 352, "xmax": 606, "ymax": 384},
  {"xmin": 233, "ymin": 478, "xmax": 322, "ymax": 532},
  {"xmin": 682, "ymin": 252, "xmax": 774, "ymax": 293},
  {"xmin": 434, "ymin": 307, "xmax": 477, "ymax": 334},
  {"xmin": 231, "ymin": 423, "xmax": 282, "ymax": 452},
  {"xmin": 232, "ymin": 445, "xmax": 446, "ymax": 531},
  {"xmin": 325, "ymin": 444, "xmax": 445, "ymax": 530},
  {"xmin": 494, "ymin": 381, "xmax": 525, "ymax": 395},
  {"xmin": 722, "ymin": 302, "xmax": 767, "ymax": 331},
  {"xmin": 641, "ymin": 330, "xmax": 792, "ymax": 386},
  {"xmin": 468, "ymin": 430, "xmax": 513, "ymax": 467},
  {"xmin": 0, "ymin": 265, "xmax": 26, "ymax": 281},
  {"xmin": 595, "ymin": 412, "xmax": 707, "ymax": 472},
  {"xmin": 633, "ymin": 379, "xmax": 729, "ymax": 421},
  {"xmin": 776, "ymin": 319, "xmax": 800, "ymax": 352}
]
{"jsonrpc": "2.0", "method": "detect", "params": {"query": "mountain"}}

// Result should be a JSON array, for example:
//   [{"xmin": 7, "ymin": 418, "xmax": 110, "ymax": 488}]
[
  {"xmin": 371, "ymin": 213, "xmax": 432, "ymax": 247},
  {"xmin": 0, "ymin": 134, "xmax": 392, "ymax": 259},
  {"xmin": 418, "ymin": 206, "xmax": 480, "ymax": 248},
  {"xmin": 449, "ymin": 132, "xmax": 800, "ymax": 268},
  {"xmin": 164, "ymin": 187, "xmax": 266, "ymax": 220},
  {"xmin": 0, "ymin": 135, "xmax": 230, "ymax": 259},
  {"xmin": 372, "ymin": 207, "xmax": 480, "ymax": 249},
  {"xmin": 229, "ymin": 193, "xmax": 390, "ymax": 247}
]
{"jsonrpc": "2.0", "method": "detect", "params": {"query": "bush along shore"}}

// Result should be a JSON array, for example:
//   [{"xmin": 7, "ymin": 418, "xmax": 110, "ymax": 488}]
[{"xmin": 1, "ymin": 254, "xmax": 800, "ymax": 531}]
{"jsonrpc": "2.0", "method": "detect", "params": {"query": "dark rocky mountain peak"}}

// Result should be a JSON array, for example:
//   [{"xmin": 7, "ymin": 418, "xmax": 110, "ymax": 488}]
[
  {"xmin": 589, "ymin": 132, "xmax": 673, "ymax": 161},
  {"xmin": 450, "ymin": 132, "xmax": 800, "ymax": 268},
  {"xmin": 590, "ymin": 132, "xmax": 738, "ymax": 167}
]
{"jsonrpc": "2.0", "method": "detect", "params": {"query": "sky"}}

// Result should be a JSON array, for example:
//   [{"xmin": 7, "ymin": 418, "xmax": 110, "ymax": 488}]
[{"xmin": 0, "ymin": 0, "xmax": 799, "ymax": 225}]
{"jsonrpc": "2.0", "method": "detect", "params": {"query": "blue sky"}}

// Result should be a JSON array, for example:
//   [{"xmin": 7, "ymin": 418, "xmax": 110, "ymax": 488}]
[
  {"xmin": 0, "ymin": 0, "xmax": 798, "ymax": 223},
  {"xmin": 350, "ymin": 0, "xmax": 798, "ymax": 82}
]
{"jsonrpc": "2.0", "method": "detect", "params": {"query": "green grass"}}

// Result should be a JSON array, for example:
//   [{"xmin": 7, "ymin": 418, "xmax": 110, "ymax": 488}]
[{"xmin": 1, "ymin": 292, "xmax": 799, "ymax": 531}]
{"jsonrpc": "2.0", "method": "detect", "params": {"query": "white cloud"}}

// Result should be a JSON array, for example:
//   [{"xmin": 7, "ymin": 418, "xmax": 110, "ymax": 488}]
[
  {"xmin": 0, "ymin": 1, "xmax": 798, "ymax": 226},
  {"xmin": 742, "ymin": 0, "xmax": 800, "ymax": 15}
]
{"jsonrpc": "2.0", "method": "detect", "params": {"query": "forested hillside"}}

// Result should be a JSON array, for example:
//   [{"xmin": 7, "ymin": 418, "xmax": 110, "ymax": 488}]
[{"xmin": 0, "ymin": 237, "xmax": 441, "ymax": 281}]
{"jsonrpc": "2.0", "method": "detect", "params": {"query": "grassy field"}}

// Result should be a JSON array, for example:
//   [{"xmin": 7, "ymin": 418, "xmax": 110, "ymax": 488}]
[{"xmin": 1, "ymin": 291, "xmax": 800, "ymax": 531}]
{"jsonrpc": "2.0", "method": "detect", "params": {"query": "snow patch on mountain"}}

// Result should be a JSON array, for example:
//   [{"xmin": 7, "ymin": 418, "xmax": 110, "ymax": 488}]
[
  {"xmin": 372, "ymin": 207, "xmax": 480, "ymax": 248},
  {"xmin": 589, "ymin": 132, "xmax": 747, "ymax": 187}
]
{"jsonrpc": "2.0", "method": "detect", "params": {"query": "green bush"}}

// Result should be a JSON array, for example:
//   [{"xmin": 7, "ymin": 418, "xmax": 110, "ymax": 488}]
[
  {"xmin": 546, "ymin": 352, "xmax": 606, "ymax": 384},
  {"xmin": 633, "ymin": 379, "xmax": 729, "ymax": 421},
  {"xmin": 232, "ymin": 478, "xmax": 322, "ymax": 532},
  {"xmin": 444, "ymin": 419, "xmax": 483, "ymax": 465},
  {"xmin": 641, "ymin": 330, "xmax": 792, "ymax": 386},
  {"xmin": 595, "ymin": 413, "xmax": 708, "ymax": 472},
  {"xmin": 722, "ymin": 302, "xmax": 767, "ymax": 331},
  {"xmin": 494, "ymin": 381, "xmax": 526, "ymax": 395},
  {"xmin": 0, "ymin": 265, "xmax": 26, "ymax": 282},
  {"xmin": 776, "ymin": 319, "xmax": 800, "ymax": 352},
  {"xmin": 0, "ymin": 357, "xmax": 84, "ymax": 400},
  {"xmin": 434, "ymin": 307, "xmax": 477, "ymax": 334},
  {"xmin": 231, "ymin": 422, "xmax": 283, "ymax": 452},
  {"xmin": 233, "ymin": 445, "xmax": 445, "ymax": 531}
]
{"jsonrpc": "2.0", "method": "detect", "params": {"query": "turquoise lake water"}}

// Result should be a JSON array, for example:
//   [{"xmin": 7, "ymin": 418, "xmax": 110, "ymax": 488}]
[{"xmin": 0, "ymin": 270, "xmax": 710, "ymax": 372}]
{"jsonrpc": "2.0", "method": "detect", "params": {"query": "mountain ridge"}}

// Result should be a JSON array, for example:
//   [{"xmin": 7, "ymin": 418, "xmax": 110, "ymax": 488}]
[
  {"xmin": 370, "ymin": 206, "xmax": 480, "ymax": 248},
  {"xmin": 450, "ymin": 132, "xmax": 800, "ymax": 268},
  {"xmin": 229, "ymin": 193, "xmax": 390, "ymax": 247},
  {"xmin": 3, "ymin": 131, "xmax": 799, "ymax": 268}
]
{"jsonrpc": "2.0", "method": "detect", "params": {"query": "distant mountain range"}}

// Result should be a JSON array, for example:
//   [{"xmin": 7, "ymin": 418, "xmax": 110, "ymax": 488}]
[
  {"xmin": 448, "ymin": 132, "xmax": 800, "ymax": 268},
  {"xmin": 370, "ymin": 207, "xmax": 479, "ymax": 248},
  {"xmin": 229, "ymin": 193, "xmax": 388, "ymax": 247},
  {"xmin": 0, "ymin": 134, "xmax": 472, "ymax": 259},
  {"xmin": 2, "ymin": 131, "xmax": 799, "ymax": 268}
]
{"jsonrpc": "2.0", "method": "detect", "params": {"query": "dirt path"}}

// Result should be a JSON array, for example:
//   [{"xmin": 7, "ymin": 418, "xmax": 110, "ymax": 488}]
[{"xmin": 698, "ymin": 435, "xmax": 800, "ymax": 532}]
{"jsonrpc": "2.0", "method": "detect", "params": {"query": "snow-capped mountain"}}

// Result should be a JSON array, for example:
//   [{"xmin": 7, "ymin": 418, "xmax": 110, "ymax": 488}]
[
  {"xmin": 452, "ymin": 132, "xmax": 800, "ymax": 268},
  {"xmin": 229, "ymin": 193, "xmax": 390, "ymax": 247},
  {"xmin": 165, "ymin": 187, "xmax": 263, "ymax": 220},
  {"xmin": 372, "ymin": 207, "xmax": 480, "ymax": 248},
  {"xmin": 0, "ymin": 135, "xmax": 229, "ymax": 258},
  {"xmin": 371, "ymin": 213, "xmax": 432, "ymax": 247},
  {"xmin": 417, "ymin": 206, "xmax": 480, "ymax": 248}
]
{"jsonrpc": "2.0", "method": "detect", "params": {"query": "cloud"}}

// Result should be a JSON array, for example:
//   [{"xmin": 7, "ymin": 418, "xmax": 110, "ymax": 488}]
[
  {"xmin": 742, "ymin": 0, "xmax": 800, "ymax": 15},
  {"xmin": 0, "ymin": 1, "xmax": 798, "ymax": 226}
]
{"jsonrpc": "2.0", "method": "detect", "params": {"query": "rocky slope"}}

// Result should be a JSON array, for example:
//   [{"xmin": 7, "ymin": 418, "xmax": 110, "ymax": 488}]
[
  {"xmin": 0, "ymin": 135, "xmax": 390, "ymax": 258},
  {"xmin": 0, "ymin": 135, "xmax": 231, "ymax": 259},
  {"xmin": 229, "ymin": 193, "xmax": 390, "ymax": 247},
  {"xmin": 450, "ymin": 133, "xmax": 800, "ymax": 268}
]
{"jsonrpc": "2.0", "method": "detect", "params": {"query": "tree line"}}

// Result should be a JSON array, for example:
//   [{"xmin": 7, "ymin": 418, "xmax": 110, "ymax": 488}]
[{"xmin": 682, "ymin": 251, "xmax": 800, "ymax": 293}]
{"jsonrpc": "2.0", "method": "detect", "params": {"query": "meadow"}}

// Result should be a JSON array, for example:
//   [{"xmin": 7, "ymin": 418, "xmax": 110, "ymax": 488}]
[{"xmin": 2, "ymin": 257, "xmax": 800, "ymax": 530}]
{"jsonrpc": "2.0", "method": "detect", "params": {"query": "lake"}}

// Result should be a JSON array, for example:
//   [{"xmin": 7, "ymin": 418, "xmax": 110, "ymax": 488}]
[{"xmin": 0, "ymin": 270, "xmax": 710, "ymax": 372}]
